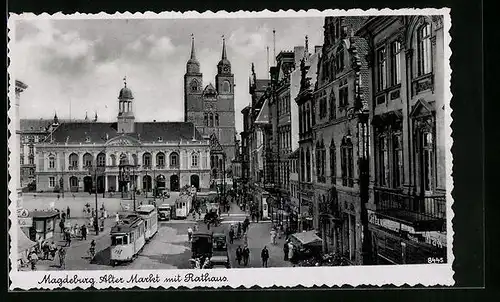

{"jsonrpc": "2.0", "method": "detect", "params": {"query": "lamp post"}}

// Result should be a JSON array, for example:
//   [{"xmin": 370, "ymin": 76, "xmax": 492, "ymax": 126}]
[
  {"xmin": 88, "ymin": 163, "xmax": 104, "ymax": 235},
  {"xmin": 119, "ymin": 154, "xmax": 136, "ymax": 212}
]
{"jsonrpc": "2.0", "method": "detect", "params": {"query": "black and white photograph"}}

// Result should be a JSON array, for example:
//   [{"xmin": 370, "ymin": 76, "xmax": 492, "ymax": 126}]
[{"xmin": 8, "ymin": 9, "xmax": 453, "ymax": 289}]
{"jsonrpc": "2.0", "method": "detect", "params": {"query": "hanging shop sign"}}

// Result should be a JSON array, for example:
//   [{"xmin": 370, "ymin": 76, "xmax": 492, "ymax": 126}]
[{"xmin": 368, "ymin": 210, "xmax": 446, "ymax": 249}]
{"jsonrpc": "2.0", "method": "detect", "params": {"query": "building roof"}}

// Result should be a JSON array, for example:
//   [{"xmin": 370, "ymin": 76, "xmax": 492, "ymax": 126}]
[
  {"xmin": 111, "ymin": 214, "xmax": 143, "ymax": 234},
  {"xmin": 118, "ymin": 87, "xmax": 134, "ymax": 99},
  {"xmin": 254, "ymin": 98, "xmax": 270, "ymax": 125},
  {"xmin": 20, "ymin": 119, "xmax": 52, "ymax": 132},
  {"xmin": 46, "ymin": 121, "xmax": 204, "ymax": 144},
  {"xmin": 255, "ymin": 79, "xmax": 270, "ymax": 92},
  {"xmin": 29, "ymin": 210, "xmax": 59, "ymax": 219}
]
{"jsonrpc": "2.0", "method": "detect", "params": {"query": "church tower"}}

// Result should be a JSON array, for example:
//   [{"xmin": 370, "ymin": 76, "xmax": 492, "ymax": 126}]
[
  {"xmin": 214, "ymin": 36, "xmax": 236, "ymax": 164},
  {"xmin": 184, "ymin": 34, "xmax": 203, "ymax": 124},
  {"xmin": 117, "ymin": 77, "xmax": 135, "ymax": 133}
]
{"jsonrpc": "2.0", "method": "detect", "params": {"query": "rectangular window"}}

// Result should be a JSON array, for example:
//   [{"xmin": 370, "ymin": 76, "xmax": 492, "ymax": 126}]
[
  {"xmin": 330, "ymin": 146, "xmax": 336, "ymax": 182},
  {"xmin": 29, "ymin": 145, "xmax": 34, "ymax": 155},
  {"xmin": 339, "ymin": 86, "xmax": 348, "ymax": 107},
  {"xmin": 319, "ymin": 97, "xmax": 327, "ymax": 119},
  {"xmin": 378, "ymin": 136, "xmax": 389, "ymax": 187},
  {"xmin": 49, "ymin": 177, "xmax": 55, "ymax": 188},
  {"xmin": 377, "ymin": 47, "xmax": 387, "ymax": 91},
  {"xmin": 392, "ymin": 134, "xmax": 403, "ymax": 188},
  {"xmin": 422, "ymin": 131, "xmax": 434, "ymax": 192},
  {"xmin": 20, "ymin": 156, "xmax": 24, "ymax": 165},
  {"xmin": 391, "ymin": 41, "xmax": 401, "ymax": 85},
  {"xmin": 341, "ymin": 143, "xmax": 354, "ymax": 187},
  {"xmin": 29, "ymin": 157, "xmax": 34, "ymax": 165},
  {"xmin": 49, "ymin": 157, "xmax": 55, "ymax": 169}
]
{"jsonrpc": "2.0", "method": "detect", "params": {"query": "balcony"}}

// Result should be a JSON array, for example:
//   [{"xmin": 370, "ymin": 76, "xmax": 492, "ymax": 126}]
[{"xmin": 373, "ymin": 187, "xmax": 446, "ymax": 232}]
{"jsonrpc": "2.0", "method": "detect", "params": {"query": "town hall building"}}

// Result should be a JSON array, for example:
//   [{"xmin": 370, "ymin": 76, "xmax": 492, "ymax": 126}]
[{"xmin": 35, "ymin": 80, "xmax": 211, "ymax": 194}]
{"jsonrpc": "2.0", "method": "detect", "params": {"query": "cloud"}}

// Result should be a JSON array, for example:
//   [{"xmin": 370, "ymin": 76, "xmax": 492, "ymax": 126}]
[{"xmin": 13, "ymin": 17, "xmax": 325, "ymax": 133}]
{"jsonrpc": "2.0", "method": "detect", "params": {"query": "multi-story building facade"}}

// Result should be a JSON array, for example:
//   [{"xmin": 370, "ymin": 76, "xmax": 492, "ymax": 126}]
[
  {"xmin": 357, "ymin": 15, "xmax": 447, "ymax": 265},
  {"xmin": 311, "ymin": 16, "xmax": 370, "ymax": 265},
  {"xmin": 15, "ymin": 80, "xmax": 28, "ymax": 207},
  {"xmin": 184, "ymin": 36, "xmax": 236, "ymax": 184},
  {"xmin": 36, "ymin": 81, "xmax": 211, "ymax": 194}
]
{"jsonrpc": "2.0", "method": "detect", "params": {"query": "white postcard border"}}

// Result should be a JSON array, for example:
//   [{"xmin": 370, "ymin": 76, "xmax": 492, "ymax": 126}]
[{"xmin": 7, "ymin": 8, "xmax": 454, "ymax": 290}]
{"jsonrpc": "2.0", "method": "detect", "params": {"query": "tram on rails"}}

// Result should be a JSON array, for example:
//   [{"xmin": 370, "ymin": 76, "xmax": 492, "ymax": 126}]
[
  {"xmin": 136, "ymin": 204, "xmax": 158, "ymax": 241},
  {"xmin": 110, "ymin": 214, "xmax": 145, "ymax": 266}
]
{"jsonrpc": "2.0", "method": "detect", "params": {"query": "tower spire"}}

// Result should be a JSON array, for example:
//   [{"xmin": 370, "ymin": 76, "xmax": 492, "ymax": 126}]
[
  {"xmin": 190, "ymin": 33, "xmax": 196, "ymax": 60},
  {"xmin": 123, "ymin": 76, "xmax": 127, "ymax": 88},
  {"xmin": 221, "ymin": 35, "xmax": 227, "ymax": 60}
]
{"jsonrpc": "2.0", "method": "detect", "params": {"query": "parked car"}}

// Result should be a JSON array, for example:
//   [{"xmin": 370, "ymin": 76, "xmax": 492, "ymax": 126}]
[{"xmin": 158, "ymin": 204, "xmax": 172, "ymax": 221}]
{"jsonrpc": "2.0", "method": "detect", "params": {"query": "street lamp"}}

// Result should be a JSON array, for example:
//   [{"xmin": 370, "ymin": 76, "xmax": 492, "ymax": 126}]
[
  {"xmin": 88, "ymin": 163, "xmax": 104, "ymax": 235},
  {"xmin": 119, "ymin": 154, "xmax": 136, "ymax": 212}
]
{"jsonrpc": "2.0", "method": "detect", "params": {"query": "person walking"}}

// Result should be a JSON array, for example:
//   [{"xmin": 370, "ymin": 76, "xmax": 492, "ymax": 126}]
[
  {"xmin": 50, "ymin": 242, "xmax": 57, "ymax": 260},
  {"xmin": 235, "ymin": 246, "xmax": 243, "ymax": 266},
  {"xmin": 187, "ymin": 227, "xmax": 193, "ymax": 242},
  {"xmin": 229, "ymin": 227, "xmax": 235, "ymax": 244},
  {"xmin": 242, "ymin": 245, "xmax": 250, "ymax": 266},
  {"xmin": 270, "ymin": 228, "xmax": 277, "ymax": 245},
  {"xmin": 261, "ymin": 246, "xmax": 269, "ymax": 268},
  {"xmin": 66, "ymin": 206, "xmax": 71, "ymax": 219},
  {"xmin": 237, "ymin": 222, "xmax": 242, "ymax": 239},
  {"xmin": 65, "ymin": 229, "xmax": 71, "ymax": 247},
  {"xmin": 42, "ymin": 241, "xmax": 50, "ymax": 260},
  {"xmin": 29, "ymin": 249, "xmax": 38, "ymax": 271},
  {"xmin": 59, "ymin": 220, "xmax": 65, "ymax": 238},
  {"xmin": 283, "ymin": 240, "xmax": 289, "ymax": 261},
  {"xmin": 58, "ymin": 247, "xmax": 66, "ymax": 269},
  {"xmin": 81, "ymin": 224, "xmax": 87, "ymax": 241}
]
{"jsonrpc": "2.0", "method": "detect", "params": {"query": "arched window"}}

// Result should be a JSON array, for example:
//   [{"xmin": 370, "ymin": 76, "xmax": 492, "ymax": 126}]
[
  {"xmin": 142, "ymin": 152, "xmax": 151, "ymax": 167},
  {"xmin": 110, "ymin": 154, "xmax": 116, "ymax": 166},
  {"xmin": 330, "ymin": 140, "xmax": 336, "ymax": 183},
  {"xmin": 329, "ymin": 91, "xmax": 336, "ymax": 120},
  {"xmin": 422, "ymin": 131, "xmax": 434, "ymax": 192},
  {"xmin": 156, "ymin": 152, "xmax": 165, "ymax": 167},
  {"xmin": 190, "ymin": 79, "xmax": 198, "ymax": 92},
  {"xmin": 417, "ymin": 22, "xmax": 432, "ymax": 76},
  {"xmin": 83, "ymin": 153, "xmax": 93, "ymax": 168},
  {"xmin": 97, "ymin": 152, "xmax": 106, "ymax": 167},
  {"xmin": 215, "ymin": 113, "xmax": 219, "ymax": 126},
  {"xmin": 48, "ymin": 154, "xmax": 56, "ymax": 169},
  {"xmin": 209, "ymin": 113, "xmax": 214, "ymax": 127},
  {"xmin": 191, "ymin": 152, "xmax": 199, "ymax": 167},
  {"xmin": 222, "ymin": 81, "xmax": 231, "ymax": 93},
  {"xmin": 341, "ymin": 136, "xmax": 354, "ymax": 187},
  {"xmin": 170, "ymin": 152, "xmax": 179, "ymax": 168},
  {"xmin": 69, "ymin": 153, "xmax": 78, "ymax": 169}
]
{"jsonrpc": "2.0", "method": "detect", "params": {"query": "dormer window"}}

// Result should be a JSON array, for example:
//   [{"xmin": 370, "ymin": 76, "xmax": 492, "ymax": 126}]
[
  {"xmin": 157, "ymin": 137, "xmax": 163, "ymax": 142},
  {"xmin": 85, "ymin": 137, "xmax": 91, "ymax": 143}
]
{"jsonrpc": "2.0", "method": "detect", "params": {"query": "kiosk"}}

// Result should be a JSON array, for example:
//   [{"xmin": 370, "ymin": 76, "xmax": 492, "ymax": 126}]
[{"xmin": 29, "ymin": 210, "xmax": 59, "ymax": 242}]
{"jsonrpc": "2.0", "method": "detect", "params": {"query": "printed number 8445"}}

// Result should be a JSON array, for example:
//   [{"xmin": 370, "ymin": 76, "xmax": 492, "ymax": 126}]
[{"xmin": 427, "ymin": 257, "xmax": 444, "ymax": 264}]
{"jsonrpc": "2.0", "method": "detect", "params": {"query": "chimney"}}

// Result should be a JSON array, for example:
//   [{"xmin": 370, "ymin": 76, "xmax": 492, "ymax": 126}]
[
  {"xmin": 315, "ymin": 45, "xmax": 322, "ymax": 54},
  {"xmin": 293, "ymin": 46, "xmax": 305, "ymax": 68}
]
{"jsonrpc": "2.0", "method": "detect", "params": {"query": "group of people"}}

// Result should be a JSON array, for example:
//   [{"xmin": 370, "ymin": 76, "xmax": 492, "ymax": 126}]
[{"xmin": 26, "ymin": 242, "xmax": 67, "ymax": 270}]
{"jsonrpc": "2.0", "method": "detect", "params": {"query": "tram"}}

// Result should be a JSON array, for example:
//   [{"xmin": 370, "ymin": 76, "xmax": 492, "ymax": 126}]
[
  {"xmin": 175, "ymin": 194, "xmax": 192, "ymax": 219},
  {"xmin": 136, "ymin": 204, "xmax": 158, "ymax": 241},
  {"xmin": 110, "ymin": 214, "xmax": 145, "ymax": 266}
]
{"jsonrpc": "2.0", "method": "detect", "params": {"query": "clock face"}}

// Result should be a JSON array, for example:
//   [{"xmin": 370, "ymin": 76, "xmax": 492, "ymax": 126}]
[{"xmin": 223, "ymin": 66, "xmax": 230, "ymax": 73}]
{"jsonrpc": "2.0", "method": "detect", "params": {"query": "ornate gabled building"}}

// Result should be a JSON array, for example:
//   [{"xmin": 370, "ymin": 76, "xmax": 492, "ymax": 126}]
[
  {"xmin": 357, "ymin": 15, "xmax": 447, "ymax": 265},
  {"xmin": 184, "ymin": 35, "xmax": 236, "ymax": 185},
  {"xmin": 35, "ymin": 80, "xmax": 211, "ymax": 194},
  {"xmin": 310, "ymin": 16, "xmax": 370, "ymax": 264}
]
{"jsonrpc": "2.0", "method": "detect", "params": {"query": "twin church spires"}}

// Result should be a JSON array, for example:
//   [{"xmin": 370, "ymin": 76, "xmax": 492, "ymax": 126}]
[{"xmin": 186, "ymin": 34, "xmax": 232, "ymax": 76}]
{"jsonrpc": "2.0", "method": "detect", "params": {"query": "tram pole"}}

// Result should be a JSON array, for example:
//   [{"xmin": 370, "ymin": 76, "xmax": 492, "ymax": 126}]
[{"xmin": 133, "ymin": 167, "xmax": 136, "ymax": 212}]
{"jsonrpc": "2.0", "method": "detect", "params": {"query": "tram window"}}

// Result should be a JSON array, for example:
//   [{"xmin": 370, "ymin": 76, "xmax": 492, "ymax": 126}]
[
  {"xmin": 112, "ymin": 236, "xmax": 123, "ymax": 246},
  {"xmin": 130, "ymin": 232, "xmax": 135, "ymax": 242},
  {"xmin": 123, "ymin": 236, "xmax": 128, "ymax": 245}
]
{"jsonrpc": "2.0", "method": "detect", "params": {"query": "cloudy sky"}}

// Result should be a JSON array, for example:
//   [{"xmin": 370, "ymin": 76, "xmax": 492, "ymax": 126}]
[{"xmin": 12, "ymin": 17, "xmax": 324, "ymax": 133}]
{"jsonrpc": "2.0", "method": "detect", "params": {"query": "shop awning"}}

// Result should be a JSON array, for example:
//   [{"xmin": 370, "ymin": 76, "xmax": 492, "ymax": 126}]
[
  {"xmin": 17, "ymin": 227, "xmax": 37, "ymax": 256},
  {"xmin": 291, "ymin": 230, "xmax": 323, "ymax": 246}
]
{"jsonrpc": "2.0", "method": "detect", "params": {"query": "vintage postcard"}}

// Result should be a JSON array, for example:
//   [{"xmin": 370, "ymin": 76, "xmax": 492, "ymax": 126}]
[{"xmin": 7, "ymin": 8, "xmax": 453, "ymax": 289}]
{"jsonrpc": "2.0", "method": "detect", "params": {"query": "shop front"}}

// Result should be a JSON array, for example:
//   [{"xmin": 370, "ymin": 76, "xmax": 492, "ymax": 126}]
[
  {"xmin": 368, "ymin": 210, "xmax": 447, "ymax": 264},
  {"xmin": 29, "ymin": 210, "xmax": 59, "ymax": 243}
]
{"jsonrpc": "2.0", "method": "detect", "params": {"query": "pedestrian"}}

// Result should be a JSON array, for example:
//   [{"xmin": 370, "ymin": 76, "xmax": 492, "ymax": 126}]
[
  {"xmin": 65, "ymin": 229, "xmax": 71, "ymax": 247},
  {"xmin": 61, "ymin": 212, "xmax": 66, "ymax": 221},
  {"xmin": 42, "ymin": 241, "xmax": 50, "ymax": 260},
  {"xmin": 81, "ymin": 224, "xmax": 87, "ymax": 240},
  {"xmin": 270, "ymin": 228, "xmax": 277, "ymax": 245},
  {"xmin": 59, "ymin": 220, "xmax": 65, "ymax": 238},
  {"xmin": 283, "ymin": 240, "xmax": 289, "ymax": 261},
  {"xmin": 229, "ymin": 227, "xmax": 235, "ymax": 244},
  {"xmin": 58, "ymin": 246, "xmax": 66, "ymax": 269},
  {"xmin": 288, "ymin": 242, "xmax": 295, "ymax": 265},
  {"xmin": 187, "ymin": 226, "xmax": 193, "ymax": 242},
  {"xmin": 237, "ymin": 222, "xmax": 242, "ymax": 238},
  {"xmin": 115, "ymin": 213, "xmax": 120, "ymax": 223},
  {"xmin": 261, "ymin": 246, "xmax": 269, "ymax": 268},
  {"xmin": 73, "ymin": 223, "xmax": 79, "ymax": 238},
  {"xmin": 29, "ymin": 249, "xmax": 38, "ymax": 271},
  {"xmin": 66, "ymin": 206, "xmax": 71, "ymax": 219},
  {"xmin": 235, "ymin": 246, "xmax": 243, "ymax": 266},
  {"xmin": 242, "ymin": 245, "xmax": 250, "ymax": 266},
  {"xmin": 57, "ymin": 194, "xmax": 60, "ymax": 200},
  {"xmin": 50, "ymin": 242, "xmax": 57, "ymax": 260}
]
